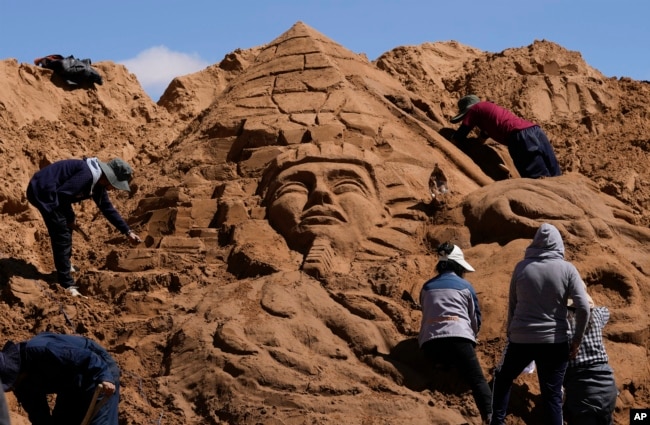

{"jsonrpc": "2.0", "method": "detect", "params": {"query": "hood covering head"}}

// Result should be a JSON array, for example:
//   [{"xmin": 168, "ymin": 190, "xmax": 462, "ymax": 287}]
[
  {"xmin": 0, "ymin": 341, "xmax": 21, "ymax": 391},
  {"xmin": 524, "ymin": 223, "xmax": 565, "ymax": 260}
]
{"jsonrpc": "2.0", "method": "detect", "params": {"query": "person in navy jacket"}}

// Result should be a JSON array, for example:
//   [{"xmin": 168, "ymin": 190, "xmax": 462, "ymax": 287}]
[
  {"xmin": 418, "ymin": 242, "xmax": 492, "ymax": 424},
  {"xmin": 0, "ymin": 332, "xmax": 120, "ymax": 425},
  {"xmin": 26, "ymin": 157, "xmax": 141, "ymax": 296}
]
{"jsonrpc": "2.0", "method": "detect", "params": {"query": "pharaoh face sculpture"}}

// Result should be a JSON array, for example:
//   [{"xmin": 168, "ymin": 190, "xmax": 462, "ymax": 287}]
[{"xmin": 260, "ymin": 144, "xmax": 389, "ymax": 257}]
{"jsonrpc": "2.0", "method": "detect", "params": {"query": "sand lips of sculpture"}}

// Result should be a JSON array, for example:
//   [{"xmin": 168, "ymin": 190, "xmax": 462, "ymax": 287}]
[{"xmin": 300, "ymin": 205, "xmax": 347, "ymax": 225}]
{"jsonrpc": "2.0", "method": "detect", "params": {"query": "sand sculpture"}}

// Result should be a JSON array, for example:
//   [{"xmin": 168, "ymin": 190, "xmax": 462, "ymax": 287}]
[{"xmin": 0, "ymin": 21, "xmax": 648, "ymax": 425}]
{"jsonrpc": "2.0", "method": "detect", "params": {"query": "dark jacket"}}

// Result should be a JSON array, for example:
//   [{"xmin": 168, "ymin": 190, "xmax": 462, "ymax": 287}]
[
  {"xmin": 4, "ymin": 333, "xmax": 119, "ymax": 425},
  {"xmin": 27, "ymin": 159, "xmax": 130, "ymax": 234}
]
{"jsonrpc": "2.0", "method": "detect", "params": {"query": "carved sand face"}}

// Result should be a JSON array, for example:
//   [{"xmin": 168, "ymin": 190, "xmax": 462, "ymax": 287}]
[{"xmin": 267, "ymin": 161, "xmax": 386, "ymax": 254}]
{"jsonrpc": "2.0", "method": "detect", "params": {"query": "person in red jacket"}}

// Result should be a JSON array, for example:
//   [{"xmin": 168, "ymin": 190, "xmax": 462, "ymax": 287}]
[
  {"xmin": 26, "ymin": 157, "xmax": 141, "ymax": 296},
  {"xmin": 450, "ymin": 94, "xmax": 562, "ymax": 179}
]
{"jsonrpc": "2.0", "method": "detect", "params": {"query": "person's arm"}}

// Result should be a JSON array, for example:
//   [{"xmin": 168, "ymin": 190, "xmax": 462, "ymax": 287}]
[
  {"xmin": 567, "ymin": 272, "xmax": 591, "ymax": 358},
  {"xmin": 593, "ymin": 306, "xmax": 609, "ymax": 327},
  {"xmin": 467, "ymin": 284, "xmax": 482, "ymax": 334},
  {"xmin": 505, "ymin": 269, "xmax": 518, "ymax": 337},
  {"xmin": 61, "ymin": 205, "xmax": 76, "ymax": 226},
  {"xmin": 451, "ymin": 124, "xmax": 472, "ymax": 142},
  {"xmin": 83, "ymin": 351, "xmax": 115, "ymax": 386},
  {"xmin": 92, "ymin": 188, "xmax": 141, "ymax": 243},
  {"xmin": 93, "ymin": 188, "xmax": 129, "ymax": 233}
]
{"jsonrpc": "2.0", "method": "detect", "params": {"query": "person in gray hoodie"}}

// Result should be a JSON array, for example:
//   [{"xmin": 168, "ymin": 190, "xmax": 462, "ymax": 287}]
[{"xmin": 490, "ymin": 223, "xmax": 591, "ymax": 425}]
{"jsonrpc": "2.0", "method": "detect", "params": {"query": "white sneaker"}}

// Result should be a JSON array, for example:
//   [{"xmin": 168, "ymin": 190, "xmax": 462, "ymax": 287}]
[{"xmin": 66, "ymin": 286, "xmax": 84, "ymax": 297}]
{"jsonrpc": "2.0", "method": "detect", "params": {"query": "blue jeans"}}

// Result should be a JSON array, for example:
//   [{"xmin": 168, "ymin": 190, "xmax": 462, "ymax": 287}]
[
  {"xmin": 422, "ymin": 337, "xmax": 492, "ymax": 421},
  {"xmin": 491, "ymin": 341, "xmax": 569, "ymax": 425}
]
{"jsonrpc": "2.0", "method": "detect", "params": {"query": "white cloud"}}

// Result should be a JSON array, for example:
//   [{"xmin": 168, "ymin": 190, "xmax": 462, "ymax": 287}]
[{"xmin": 120, "ymin": 46, "xmax": 211, "ymax": 100}]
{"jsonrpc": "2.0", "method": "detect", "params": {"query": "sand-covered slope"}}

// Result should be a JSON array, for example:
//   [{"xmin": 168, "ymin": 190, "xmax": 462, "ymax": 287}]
[{"xmin": 0, "ymin": 21, "xmax": 648, "ymax": 425}]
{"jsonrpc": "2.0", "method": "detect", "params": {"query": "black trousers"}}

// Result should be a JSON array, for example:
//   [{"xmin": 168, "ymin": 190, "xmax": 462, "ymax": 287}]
[
  {"xmin": 564, "ymin": 363, "xmax": 617, "ymax": 425},
  {"xmin": 491, "ymin": 342, "xmax": 569, "ymax": 425},
  {"xmin": 422, "ymin": 337, "xmax": 493, "ymax": 421},
  {"xmin": 27, "ymin": 187, "xmax": 74, "ymax": 288}
]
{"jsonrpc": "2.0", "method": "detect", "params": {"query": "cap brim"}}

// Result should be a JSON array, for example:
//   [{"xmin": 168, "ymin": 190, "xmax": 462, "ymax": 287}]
[
  {"xmin": 111, "ymin": 180, "xmax": 130, "ymax": 191},
  {"xmin": 450, "ymin": 111, "xmax": 467, "ymax": 124},
  {"xmin": 457, "ymin": 259, "xmax": 475, "ymax": 272},
  {"xmin": 441, "ymin": 246, "xmax": 476, "ymax": 272},
  {"xmin": 98, "ymin": 161, "xmax": 131, "ymax": 192}
]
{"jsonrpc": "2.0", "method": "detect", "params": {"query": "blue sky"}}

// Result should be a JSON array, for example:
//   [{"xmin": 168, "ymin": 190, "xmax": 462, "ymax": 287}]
[{"xmin": 1, "ymin": 0, "xmax": 648, "ymax": 102}]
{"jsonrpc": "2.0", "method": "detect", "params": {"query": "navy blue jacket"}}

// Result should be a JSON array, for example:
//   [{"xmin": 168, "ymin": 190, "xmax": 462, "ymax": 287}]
[
  {"xmin": 27, "ymin": 159, "xmax": 130, "ymax": 234},
  {"xmin": 13, "ymin": 333, "xmax": 118, "ymax": 424}
]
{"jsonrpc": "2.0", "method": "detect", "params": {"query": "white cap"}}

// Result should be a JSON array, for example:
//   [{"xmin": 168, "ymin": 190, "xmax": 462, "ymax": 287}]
[{"xmin": 440, "ymin": 245, "xmax": 475, "ymax": 272}]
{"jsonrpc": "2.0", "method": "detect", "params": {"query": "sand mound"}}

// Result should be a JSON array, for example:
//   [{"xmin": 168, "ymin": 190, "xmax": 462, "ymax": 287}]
[{"xmin": 0, "ymin": 21, "xmax": 648, "ymax": 425}]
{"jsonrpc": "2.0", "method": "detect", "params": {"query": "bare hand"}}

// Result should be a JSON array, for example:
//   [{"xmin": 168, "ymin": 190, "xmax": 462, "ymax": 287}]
[
  {"xmin": 127, "ymin": 231, "xmax": 142, "ymax": 245},
  {"xmin": 99, "ymin": 381, "xmax": 116, "ymax": 396}
]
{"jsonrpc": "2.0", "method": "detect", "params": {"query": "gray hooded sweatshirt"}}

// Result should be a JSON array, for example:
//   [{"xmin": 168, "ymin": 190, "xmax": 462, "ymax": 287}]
[{"xmin": 507, "ymin": 223, "xmax": 590, "ymax": 344}]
